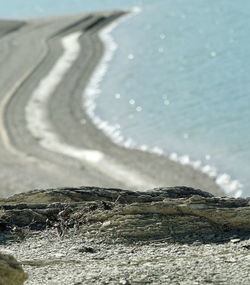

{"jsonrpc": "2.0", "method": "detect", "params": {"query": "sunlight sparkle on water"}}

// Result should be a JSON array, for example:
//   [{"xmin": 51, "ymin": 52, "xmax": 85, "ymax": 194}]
[
  {"xmin": 160, "ymin": 33, "xmax": 166, "ymax": 40},
  {"xmin": 210, "ymin": 51, "xmax": 217, "ymax": 57},
  {"xmin": 205, "ymin": 154, "xmax": 211, "ymax": 160},
  {"xmin": 128, "ymin": 53, "xmax": 134, "ymax": 60}
]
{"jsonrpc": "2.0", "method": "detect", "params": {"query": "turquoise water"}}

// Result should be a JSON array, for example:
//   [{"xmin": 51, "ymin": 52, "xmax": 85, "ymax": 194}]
[{"xmin": 2, "ymin": 1, "xmax": 250, "ymax": 196}]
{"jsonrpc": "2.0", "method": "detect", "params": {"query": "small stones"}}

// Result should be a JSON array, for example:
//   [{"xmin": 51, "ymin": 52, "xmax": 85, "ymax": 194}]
[
  {"xmin": 1, "ymin": 227, "xmax": 250, "ymax": 285},
  {"xmin": 78, "ymin": 246, "xmax": 96, "ymax": 254},
  {"xmin": 120, "ymin": 279, "xmax": 131, "ymax": 285},
  {"xmin": 101, "ymin": 220, "xmax": 112, "ymax": 228},
  {"xmin": 230, "ymin": 238, "xmax": 241, "ymax": 244}
]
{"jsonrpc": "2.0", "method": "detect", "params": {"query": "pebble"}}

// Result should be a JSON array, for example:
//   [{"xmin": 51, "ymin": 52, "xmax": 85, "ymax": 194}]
[
  {"xmin": 230, "ymin": 238, "xmax": 241, "ymax": 243},
  {"xmin": 1, "ymin": 229, "xmax": 250, "ymax": 285}
]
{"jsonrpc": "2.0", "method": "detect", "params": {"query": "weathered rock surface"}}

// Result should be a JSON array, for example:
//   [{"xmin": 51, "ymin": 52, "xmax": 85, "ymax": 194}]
[
  {"xmin": 0, "ymin": 186, "xmax": 250, "ymax": 242},
  {"xmin": 1, "ymin": 186, "xmax": 250, "ymax": 285},
  {"xmin": 0, "ymin": 253, "xmax": 28, "ymax": 285}
]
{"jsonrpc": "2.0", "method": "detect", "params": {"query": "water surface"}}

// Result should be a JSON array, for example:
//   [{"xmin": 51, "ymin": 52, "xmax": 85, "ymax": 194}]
[{"xmin": 2, "ymin": 0, "xmax": 250, "ymax": 196}]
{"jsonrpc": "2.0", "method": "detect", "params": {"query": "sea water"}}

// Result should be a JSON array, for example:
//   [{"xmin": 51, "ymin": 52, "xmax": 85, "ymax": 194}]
[{"xmin": 1, "ymin": 0, "xmax": 250, "ymax": 196}]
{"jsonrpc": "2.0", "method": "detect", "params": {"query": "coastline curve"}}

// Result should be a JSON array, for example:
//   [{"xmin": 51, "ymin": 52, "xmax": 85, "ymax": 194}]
[{"xmin": 83, "ymin": 8, "xmax": 243, "ymax": 197}]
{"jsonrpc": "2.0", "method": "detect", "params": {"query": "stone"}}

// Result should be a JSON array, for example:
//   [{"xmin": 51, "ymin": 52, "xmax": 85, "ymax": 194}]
[
  {"xmin": 0, "ymin": 186, "xmax": 250, "ymax": 242},
  {"xmin": 230, "ymin": 238, "xmax": 241, "ymax": 243},
  {"xmin": 0, "ymin": 253, "xmax": 28, "ymax": 285},
  {"xmin": 78, "ymin": 246, "xmax": 96, "ymax": 253}
]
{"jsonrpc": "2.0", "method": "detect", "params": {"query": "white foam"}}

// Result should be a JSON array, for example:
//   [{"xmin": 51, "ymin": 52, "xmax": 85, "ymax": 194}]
[
  {"xmin": 168, "ymin": 152, "xmax": 243, "ymax": 197},
  {"xmin": 84, "ymin": 8, "xmax": 143, "ymax": 150},
  {"xmin": 151, "ymin": 146, "xmax": 164, "ymax": 155},
  {"xmin": 26, "ymin": 32, "xmax": 104, "ymax": 163},
  {"xmin": 179, "ymin": 155, "xmax": 190, "ymax": 165},
  {"xmin": 26, "ymin": 30, "xmax": 152, "ymax": 188},
  {"xmin": 82, "ymin": 8, "xmax": 244, "ymax": 197}
]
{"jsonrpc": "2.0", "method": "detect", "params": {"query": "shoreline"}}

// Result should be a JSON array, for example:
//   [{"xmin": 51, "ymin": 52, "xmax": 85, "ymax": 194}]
[
  {"xmin": 0, "ymin": 12, "xmax": 224, "ymax": 197},
  {"xmin": 82, "ymin": 10, "xmax": 242, "ymax": 197}
]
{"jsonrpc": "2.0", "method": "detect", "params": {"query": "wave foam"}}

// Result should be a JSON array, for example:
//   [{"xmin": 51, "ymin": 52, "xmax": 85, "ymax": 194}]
[
  {"xmin": 25, "ymin": 29, "xmax": 153, "ymax": 188},
  {"xmin": 26, "ymin": 32, "xmax": 104, "ymax": 164},
  {"xmin": 83, "ymin": 8, "xmax": 244, "ymax": 198}
]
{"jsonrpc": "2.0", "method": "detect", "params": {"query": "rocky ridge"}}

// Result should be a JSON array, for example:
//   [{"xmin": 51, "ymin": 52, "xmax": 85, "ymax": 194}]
[
  {"xmin": 0, "ymin": 186, "xmax": 250, "ymax": 242},
  {"xmin": 0, "ymin": 186, "xmax": 250, "ymax": 284}
]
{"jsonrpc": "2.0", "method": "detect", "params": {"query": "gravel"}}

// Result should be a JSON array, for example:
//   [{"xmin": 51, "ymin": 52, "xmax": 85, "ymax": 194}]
[{"xmin": 1, "ymin": 228, "xmax": 250, "ymax": 285}]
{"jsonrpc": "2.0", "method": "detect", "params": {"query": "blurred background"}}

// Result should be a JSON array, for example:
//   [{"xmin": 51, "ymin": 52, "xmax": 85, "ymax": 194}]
[{"xmin": 1, "ymin": 0, "xmax": 250, "ymax": 196}]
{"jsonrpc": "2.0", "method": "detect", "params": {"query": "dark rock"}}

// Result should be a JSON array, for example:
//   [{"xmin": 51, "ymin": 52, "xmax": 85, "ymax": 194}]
[
  {"xmin": 78, "ymin": 246, "xmax": 96, "ymax": 253},
  {"xmin": 0, "ymin": 186, "xmax": 250, "ymax": 243}
]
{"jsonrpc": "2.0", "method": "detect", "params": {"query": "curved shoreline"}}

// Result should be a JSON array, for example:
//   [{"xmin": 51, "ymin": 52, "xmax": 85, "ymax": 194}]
[
  {"xmin": 0, "ymin": 12, "xmax": 223, "ymax": 197},
  {"xmin": 84, "ymin": 10, "xmax": 243, "ymax": 198}
]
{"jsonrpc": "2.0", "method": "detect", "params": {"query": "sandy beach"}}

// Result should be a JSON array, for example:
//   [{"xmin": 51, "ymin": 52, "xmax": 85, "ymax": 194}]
[{"xmin": 0, "ymin": 12, "xmax": 223, "ymax": 197}]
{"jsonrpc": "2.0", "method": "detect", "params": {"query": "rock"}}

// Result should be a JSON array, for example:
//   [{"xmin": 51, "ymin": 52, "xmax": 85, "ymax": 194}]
[
  {"xmin": 120, "ymin": 279, "xmax": 131, "ymax": 285},
  {"xmin": 230, "ymin": 238, "xmax": 241, "ymax": 243},
  {"xmin": 0, "ymin": 253, "xmax": 28, "ymax": 285},
  {"xmin": 0, "ymin": 186, "xmax": 250, "ymax": 242},
  {"xmin": 78, "ymin": 246, "xmax": 96, "ymax": 253},
  {"xmin": 0, "ymin": 186, "xmax": 214, "ymax": 205}
]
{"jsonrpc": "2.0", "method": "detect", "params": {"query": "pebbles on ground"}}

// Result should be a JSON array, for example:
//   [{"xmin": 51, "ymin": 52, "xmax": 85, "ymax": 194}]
[{"xmin": 1, "ymin": 228, "xmax": 250, "ymax": 285}]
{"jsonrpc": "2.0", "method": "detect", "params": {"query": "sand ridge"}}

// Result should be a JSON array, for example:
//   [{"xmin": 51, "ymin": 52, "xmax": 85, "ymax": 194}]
[{"xmin": 0, "ymin": 12, "xmax": 223, "ymax": 197}]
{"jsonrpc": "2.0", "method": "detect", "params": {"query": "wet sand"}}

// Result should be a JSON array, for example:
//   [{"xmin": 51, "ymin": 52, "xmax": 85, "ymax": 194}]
[{"xmin": 0, "ymin": 12, "xmax": 223, "ymax": 197}]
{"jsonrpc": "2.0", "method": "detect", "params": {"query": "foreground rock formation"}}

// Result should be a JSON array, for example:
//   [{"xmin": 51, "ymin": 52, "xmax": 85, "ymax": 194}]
[
  {"xmin": 0, "ymin": 186, "xmax": 250, "ymax": 242},
  {"xmin": 0, "ymin": 253, "xmax": 28, "ymax": 285},
  {"xmin": 1, "ymin": 186, "xmax": 250, "ymax": 284}
]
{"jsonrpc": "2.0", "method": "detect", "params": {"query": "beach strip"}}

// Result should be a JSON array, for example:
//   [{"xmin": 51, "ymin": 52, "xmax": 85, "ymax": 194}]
[{"xmin": 0, "ymin": 12, "xmax": 223, "ymax": 197}]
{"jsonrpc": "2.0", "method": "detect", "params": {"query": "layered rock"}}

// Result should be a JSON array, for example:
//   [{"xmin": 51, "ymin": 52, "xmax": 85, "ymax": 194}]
[{"xmin": 0, "ymin": 186, "xmax": 250, "ymax": 242}]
